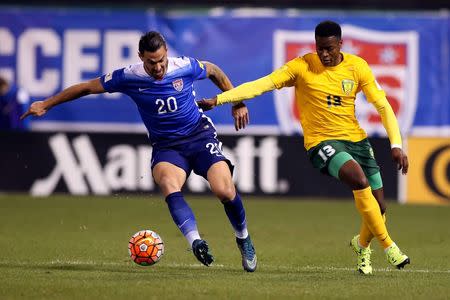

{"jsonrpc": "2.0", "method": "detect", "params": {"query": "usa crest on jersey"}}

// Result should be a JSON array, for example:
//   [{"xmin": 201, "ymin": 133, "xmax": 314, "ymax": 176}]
[
  {"xmin": 273, "ymin": 25, "xmax": 419, "ymax": 136},
  {"xmin": 172, "ymin": 79, "xmax": 183, "ymax": 92}
]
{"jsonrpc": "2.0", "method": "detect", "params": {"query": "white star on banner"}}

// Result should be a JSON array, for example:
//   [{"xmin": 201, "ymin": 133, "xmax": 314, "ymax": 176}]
[
  {"xmin": 379, "ymin": 46, "xmax": 398, "ymax": 64},
  {"xmin": 341, "ymin": 40, "xmax": 360, "ymax": 55},
  {"xmin": 297, "ymin": 46, "xmax": 314, "ymax": 57}
]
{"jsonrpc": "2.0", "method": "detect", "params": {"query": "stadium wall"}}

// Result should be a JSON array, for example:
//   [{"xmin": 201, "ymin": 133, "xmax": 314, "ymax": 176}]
[
  {"xmin": 0, "ymin": 131, "xmax": 397, "ymax": 199},
  {"xmin": 0, "ymin": 8, "xmax": 448, "ymax": 137},
  {"xmin": 1, "ymin": 0, "xmax": 449, "ymax": 10},
  {"xmin": 405, "ymin": 137, "xmax": 450, "ymax": 204},
  {"xmin": 0, "ymin": 7, "xmax": 449, "ymax": 202}
]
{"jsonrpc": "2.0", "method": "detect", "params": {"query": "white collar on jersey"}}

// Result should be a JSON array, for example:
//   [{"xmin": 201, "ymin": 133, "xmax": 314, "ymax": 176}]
[{"xmin": 124, "ymin": 56, "xmax": 192, "ymax": 80}]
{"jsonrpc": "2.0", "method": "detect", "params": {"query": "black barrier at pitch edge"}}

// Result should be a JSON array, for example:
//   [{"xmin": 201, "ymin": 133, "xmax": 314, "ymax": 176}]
[{"xmin": 0, "ymin": 131, "xmax": 397, "ymax": 198}]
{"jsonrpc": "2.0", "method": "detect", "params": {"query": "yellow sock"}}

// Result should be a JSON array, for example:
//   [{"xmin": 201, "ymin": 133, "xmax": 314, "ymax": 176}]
[
  {"xmin": 353, "ymin": 186, "xmax": 393, "ymax": 249},
  {"xmin": 359, "ymin": 214, "xmax": 386, "ymax": 248}
]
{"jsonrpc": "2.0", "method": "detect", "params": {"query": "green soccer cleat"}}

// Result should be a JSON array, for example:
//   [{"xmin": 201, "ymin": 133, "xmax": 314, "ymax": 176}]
[
  {"xmin": 192, "ymin": 239, "xmax": 214, "ymax": 266},
  {"xmin": 350, "ymin": 235, "xmax": 373, "ymax": 275},
  {"xmin": 236, "ymin": 236, "xmax": 257, "ymax": 272},
  {"xmin": 385, "ymin": 243, "xmax": 410, "ymax": 269}
]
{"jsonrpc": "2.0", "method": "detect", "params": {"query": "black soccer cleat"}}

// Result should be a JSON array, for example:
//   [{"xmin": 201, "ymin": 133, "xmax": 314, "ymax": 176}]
[{"xmin": 192, "ymin": 239, "xmax": 214, "ymax": 266}]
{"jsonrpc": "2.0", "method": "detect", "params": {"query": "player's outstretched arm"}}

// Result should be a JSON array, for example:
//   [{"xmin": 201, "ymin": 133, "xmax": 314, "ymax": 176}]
[
  {"xmin": 20, "ymin": 78, "xmax": 105, "ymax": 120},
  {"xmin": 203, "ymin": 61, "xmax": 234, "ymax": 92},
  {"xmin": 198, "ymin": 74, "xmax": 276, "ymax": 110},
  {"xmin": 202, "ymin": 61, "xmax": 249, "ymax": 130}
]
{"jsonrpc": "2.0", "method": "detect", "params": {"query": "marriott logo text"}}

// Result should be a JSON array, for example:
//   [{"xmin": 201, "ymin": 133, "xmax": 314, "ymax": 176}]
[{"xmin": 31, "ymin": 134, "xmax": 288, "ymax": 196}]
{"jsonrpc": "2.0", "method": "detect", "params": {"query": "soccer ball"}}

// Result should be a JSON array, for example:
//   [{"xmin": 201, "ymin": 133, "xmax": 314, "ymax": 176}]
[{"xmin": 128, "ymin": 229, "xmax": 164, "ymax": 266}]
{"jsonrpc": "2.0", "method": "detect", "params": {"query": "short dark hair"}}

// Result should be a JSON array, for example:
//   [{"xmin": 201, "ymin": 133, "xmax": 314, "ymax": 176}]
[
  {"xmin": 139, "ymin": 31, "xmax": 167, "ymax": 54},
  {"xmin": 315, "ymin": 21, "xmax": 342, "ymax": 39}
]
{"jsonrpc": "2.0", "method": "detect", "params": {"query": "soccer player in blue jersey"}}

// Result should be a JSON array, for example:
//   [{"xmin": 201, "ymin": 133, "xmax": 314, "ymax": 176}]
[
  {"xmin": 21, "ymin": 31, "xmax": 257, "ymax": 272},
  {"xmin": 1, "ymin": 76, "xmax": 30, "ymax": 130}
]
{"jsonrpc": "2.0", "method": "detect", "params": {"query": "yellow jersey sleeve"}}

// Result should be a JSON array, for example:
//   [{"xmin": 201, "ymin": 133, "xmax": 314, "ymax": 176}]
[
  {"xmin": 357, "ymin": 60, "xmax": 385, "ymax": 101},
  {"xmin": 216, "ymin": 58, "xmax": 302, "ymax": 105},
  {"xmin": 269, "ymin": 59, "xmax": 300, "ymax": 89},
  {"xmin": 216, "ymin": 75, "xmax": 275, "ymax": 105},
  {"xmin": 359, "ymin": 61, "xmax": 402, "ymax": 148}
]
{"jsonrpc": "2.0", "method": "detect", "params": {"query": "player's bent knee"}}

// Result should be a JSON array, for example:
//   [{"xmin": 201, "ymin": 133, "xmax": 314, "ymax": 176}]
[
  {"xmin": 354, "ymin": 176, "xmax": 369, "ymax": 190},
  {"xmin": 337, "ymin": 159, "xmax": 369, "ymax": 190},
  {"xmin": 343, "ymin": 172, "xmax": 369, "ymax": 190},
  {"xmin": 212, "ymin": 184, "xmax": 236, "ymax": 202},
  {"xmin": 156, "ymin": 175, "xmax": 182, "ymax": 194}
]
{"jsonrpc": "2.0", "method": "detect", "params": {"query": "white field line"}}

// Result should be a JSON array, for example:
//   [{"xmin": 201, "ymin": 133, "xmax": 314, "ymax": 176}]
[{"xmin": 1, "ymin": 260, "xmax": 449, "ymax": 274}]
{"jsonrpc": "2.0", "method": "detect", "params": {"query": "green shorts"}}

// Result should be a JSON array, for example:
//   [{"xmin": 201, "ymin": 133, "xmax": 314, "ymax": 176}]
[{"xmin": 307, "ymin": 138, "xmax": 382, "ymax": 189}]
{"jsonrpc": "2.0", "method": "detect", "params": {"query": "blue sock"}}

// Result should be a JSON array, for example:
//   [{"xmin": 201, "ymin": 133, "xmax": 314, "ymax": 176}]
[
  {"xmin": 165, "ymin": 192, "xmax": 200, "ymax": 245},
  {"xmin": 223, "ymin": 193, "xmax": 248, "ymax": 239}
]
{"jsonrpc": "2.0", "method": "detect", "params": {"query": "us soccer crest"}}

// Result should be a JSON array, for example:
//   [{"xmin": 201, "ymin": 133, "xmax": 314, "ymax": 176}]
[
  {"xmin": 172, "ymin": 79, "xmax": 183, "ymax": 92},
  {"xmin": 273, "ymin": 25, "xmax": 419, "ymax": 136}
]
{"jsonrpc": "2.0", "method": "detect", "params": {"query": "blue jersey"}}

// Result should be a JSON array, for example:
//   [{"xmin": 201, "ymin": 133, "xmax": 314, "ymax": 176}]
[
  {"xmin": 101, "ymin": 56, "xmax": 214, "ymax": 147},
  {"xmin": 0, "ymin": 84, "xmax": 30, "ymax": 130}
]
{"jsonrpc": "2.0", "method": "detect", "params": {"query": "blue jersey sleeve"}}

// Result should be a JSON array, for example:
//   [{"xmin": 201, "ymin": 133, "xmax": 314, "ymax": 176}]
[
  {"xmin": 189, "ymin": 57, "xmax": 208, "ymax": 81},
  {"xmin": 100, "ymin": 68, "xmax": 125, "ymax": 93}
]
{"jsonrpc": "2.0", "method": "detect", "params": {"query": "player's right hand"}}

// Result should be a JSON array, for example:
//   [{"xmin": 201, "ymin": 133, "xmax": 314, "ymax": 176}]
[
  {"xmin": 197, "ymin": 97, "xmax": 217, "ymax": 111},
  {"xmin": 232, "ymin": 102, "xmax": 249, "ymax": 131},
  {"xmin": 20, "ymin": 101, "xmax": 48, "ymax": 120}
]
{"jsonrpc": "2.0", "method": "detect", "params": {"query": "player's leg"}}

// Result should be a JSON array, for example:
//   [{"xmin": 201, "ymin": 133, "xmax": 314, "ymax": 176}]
[
  {"xmin": 153, "ymin": 161, "xmax": 202, "ymax": 246},
  {"xmin": 326, "ymin": 150, "xmax": 377, "ymax": 274},
  {"xmin": 346, "ymin": 140, "xmax": 409, "ymax": 268},
  {"xmin": 152, "ymin": 150, "xmax": 213, "ymax": 266},
  {"xmin": 359, "ymin": 185, "xmax": 386, "ymax": 248},
  {"xmin": 338, "ymin": 159, "xmax": 409, "ymax": 269},
  {"xmin": 351, "ymin": 143, "xmax": 387, "ymax": 249},
  {"xmin": 347, "ymin": 168, "xmax": 384, "ymax": 274},
  {"xmin": 310, "ymin": 140, "xmax": 408, "ymax": 272},
  {"xmin": 338, "ymin": 160, "xmax": 393, "ymax": 247},
  {"xmin": 190, "ymin": 137, "xmax": 256, "ymax": 272},
  {"xmin": 206, "ymin": 161, "xmax": 257, "ymax": 272},
  {"xmin": 207, "ymin": 162, "xmax": 246, "ymax": 237}
]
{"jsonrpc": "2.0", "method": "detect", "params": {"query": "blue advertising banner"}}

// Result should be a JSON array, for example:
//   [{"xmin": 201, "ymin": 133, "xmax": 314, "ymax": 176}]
[{"xmin": 1, "ymin": 8, "xmax": 449, "ymax": 136}]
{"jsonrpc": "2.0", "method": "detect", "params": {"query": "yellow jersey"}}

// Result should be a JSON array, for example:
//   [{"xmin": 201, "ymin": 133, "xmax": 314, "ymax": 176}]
[
  {"xmin": 270, "ymin": 52, "xmax": 385, "ymax": 150},
  {"xmin": 216, "ymin": 52, "xmax": 401, "ymax": 150}
]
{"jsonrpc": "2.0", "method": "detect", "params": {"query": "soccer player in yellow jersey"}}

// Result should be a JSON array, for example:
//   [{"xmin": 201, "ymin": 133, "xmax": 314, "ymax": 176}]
[{"xmin": 198, "ymin": 20, "xmax": 410, "ymax": 275}]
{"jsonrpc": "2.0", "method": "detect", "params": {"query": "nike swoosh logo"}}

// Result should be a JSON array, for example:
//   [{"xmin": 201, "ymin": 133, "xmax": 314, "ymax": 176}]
[
  {"xmin": 246, "ymin": 256, "xmax": 257, "ymax": 268},
  {"xmin": 178, "ymin": 219, "xmax": 190, "ymax": 229},
  {"xmin": 138, "ymin": 87, "xmax": 152, "ymax": 92}
]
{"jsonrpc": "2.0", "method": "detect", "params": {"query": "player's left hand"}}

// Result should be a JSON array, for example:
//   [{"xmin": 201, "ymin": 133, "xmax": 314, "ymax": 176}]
[
  {"xmin": 391, "ymin": 147, "xmax": 409, "ymax": 175},
  {"xmin": 231, "ymin": 102, "xmax": 249, "ymax": 131}
]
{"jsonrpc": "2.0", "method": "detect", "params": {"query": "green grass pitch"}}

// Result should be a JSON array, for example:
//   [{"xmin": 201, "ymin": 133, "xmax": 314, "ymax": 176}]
[{"xmin": 1, "ymin": 194, "xmax": 449, "ymax": 299}]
